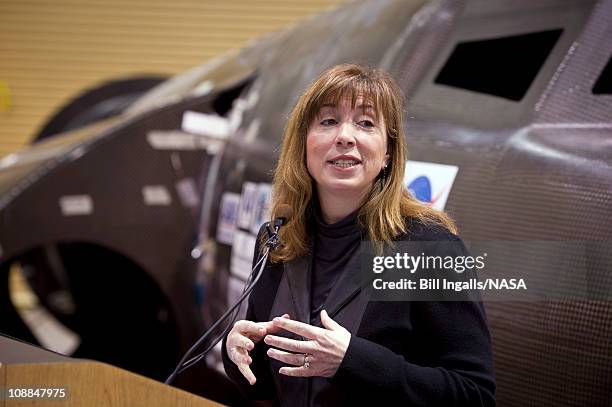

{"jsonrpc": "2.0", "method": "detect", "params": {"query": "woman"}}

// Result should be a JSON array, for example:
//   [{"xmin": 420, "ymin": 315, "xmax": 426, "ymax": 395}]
[{"xmin": 222, "ymin": 64, "xmax": 496, "ymax": 406}]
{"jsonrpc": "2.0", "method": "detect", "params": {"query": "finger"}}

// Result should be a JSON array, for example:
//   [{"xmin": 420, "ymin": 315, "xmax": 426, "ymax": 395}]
[
  {"xmin": 259, "ymin": 314, "xmax": 291, "ymax": 335},
  {"xmin": 320, "ymin": 309, "xmax": 342, "ymax": 331},
  {"xmin": 234, "ymin": 348, "xmax": 252, "ymax": 364},
  {"xmin": 230, "ymin": 346, "xmax": 251, "ymax": 365},
  {"xmin": 255, "ymin": 316, "xmax": 288, "ymax": 336},
  {"xmin": 266, "ymin": 348, "xmax": 305, "ymax": 366},
  {"xmin": 238, "ymin": 363, "xmax": 257, "ymax": 385},
  {"xmin": 272, "ymin": 317, "xmax": 323, "ymax": 339},
  {"xmin": 279, "ymin": 366, "xmax": 310, "ymax": 377},
  {"xmin": 231, "ymin": 345, "xmax": 248, "ymax": 357},
  {"xmin": 264, "ymin": 334, "xmax": 315, "ymax": 353},
  {"xmin": 234, "ymin": 320, "xmax": 267, "ymax": 337},
  {"xmin": 231, "ymin": 336, "xmax": 255, "ymax": 351},
  {"xmin": 246, "ymin": 326, "xmax": 267, "ymax": 342}
]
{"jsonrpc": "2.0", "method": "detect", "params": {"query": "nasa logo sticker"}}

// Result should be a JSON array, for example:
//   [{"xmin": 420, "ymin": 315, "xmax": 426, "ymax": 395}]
[
  {"xmin": 250, "ymin": 183, "xmax": 272, "ymax": 235},
  {"xmin": 217, "ymin": 192, "xmax": 241, "ymax": 245},
  {"xmin": 403, "ymin": 160, "xmax": 459, "ymax": 211}
]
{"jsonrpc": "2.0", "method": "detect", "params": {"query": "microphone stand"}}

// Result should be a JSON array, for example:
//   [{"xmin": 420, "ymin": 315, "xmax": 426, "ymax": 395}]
[{"xmin": 165, "ymin": 219, "xmax": 285, "ymax": 385}]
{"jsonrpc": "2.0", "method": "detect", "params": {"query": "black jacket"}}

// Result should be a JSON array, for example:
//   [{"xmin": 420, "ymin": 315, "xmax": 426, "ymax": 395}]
[{"xmin": 222, "ymin": 218, "xmax": 496, "ymax": 406}]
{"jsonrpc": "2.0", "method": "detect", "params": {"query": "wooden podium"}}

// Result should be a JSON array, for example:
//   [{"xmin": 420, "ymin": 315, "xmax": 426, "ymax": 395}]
[{"xmin": 0, "ymin": 334, "xmax": 223, "ymax": 406}]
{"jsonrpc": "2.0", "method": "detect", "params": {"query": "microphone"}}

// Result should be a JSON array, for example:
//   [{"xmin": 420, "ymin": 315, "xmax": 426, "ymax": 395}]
[
  {"xmin": 275, "ymin": 203, "xmax": 293, "ymax": 224},
  {"xmin": 164, "ymin": 205, "xmax": 292, "ymax": 384},
  {"xmin": 266, "ymin": 204, "xmax": 292, "ymax": 249}
]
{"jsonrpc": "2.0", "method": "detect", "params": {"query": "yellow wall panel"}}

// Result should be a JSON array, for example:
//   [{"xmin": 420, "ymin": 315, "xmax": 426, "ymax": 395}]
[{"xmin": 0, "ymin": 0, "xmax": 347, "ymax": 157}]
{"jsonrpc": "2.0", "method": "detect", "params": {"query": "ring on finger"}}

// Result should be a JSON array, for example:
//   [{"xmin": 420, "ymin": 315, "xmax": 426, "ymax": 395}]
[{"xmin": 303, "ymin": 353, "xmax": 310, "ymax": 368}]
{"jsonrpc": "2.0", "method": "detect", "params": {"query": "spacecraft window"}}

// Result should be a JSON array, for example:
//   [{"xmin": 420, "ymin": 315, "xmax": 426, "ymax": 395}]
[
  {"xmin": 592, "ymin": 54, "xmax": 612, "ymax": 95},
  {"xmin": 434, "ymin": 29, "xmax": 563, "ymax": 101}
]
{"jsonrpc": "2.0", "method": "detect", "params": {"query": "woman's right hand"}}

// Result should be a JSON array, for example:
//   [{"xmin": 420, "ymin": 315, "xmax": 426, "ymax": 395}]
[{"xmin": 226, "ymin": 314, "xmax": 290, "ymax": 385}]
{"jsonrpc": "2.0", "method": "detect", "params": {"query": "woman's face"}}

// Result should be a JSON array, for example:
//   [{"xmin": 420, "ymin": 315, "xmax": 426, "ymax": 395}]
[{"xmin": 306, "ymin": 95, "xmax": 390, "ymax": 201}]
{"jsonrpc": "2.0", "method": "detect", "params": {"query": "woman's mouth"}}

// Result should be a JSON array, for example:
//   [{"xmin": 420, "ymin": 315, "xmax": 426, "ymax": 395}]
[{"xmin": 327, "ymin": 159, "xmax": 361, "ymax": 168}]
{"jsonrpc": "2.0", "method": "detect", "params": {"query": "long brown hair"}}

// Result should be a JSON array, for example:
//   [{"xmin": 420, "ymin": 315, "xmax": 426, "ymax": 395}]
[{"xmin": 269, "ymin": 63, "xmax": 456, "ymax": 262}]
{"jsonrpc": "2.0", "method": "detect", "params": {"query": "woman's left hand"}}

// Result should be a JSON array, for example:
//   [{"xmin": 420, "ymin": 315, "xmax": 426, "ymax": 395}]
[{"xmin": 264, "ymin": 309, "xmax": 351, "ymax": 378}]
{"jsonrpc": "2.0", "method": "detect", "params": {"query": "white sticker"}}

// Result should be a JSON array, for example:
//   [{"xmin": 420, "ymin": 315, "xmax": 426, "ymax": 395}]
[
  {"xmin": 217, "ymin": 192, "xmax": 241, "ymax": 245},
  {"xmin": 233, "ymin": 230, "xmax": 257, "ymax": 262},
  {"xmin": 250, "ymin": 183, "xmax": 272, "ymax": 234},
  {"xmin": 237, "ymin": 182, "xmax": 258, "ymax": 230},
  {"xmin": 230, "ymin": 254, "xmax": 253, "ymax": 281},
  {"xmin": 147, "ymin": 130, "xmax": 204, "ymax": 151},
  {"xmin": 206, "ymin": 140, "xmax": 223, "ymax": 155},
  {"xmin": 0, "ymin": 153, "xmax": 18, "ymax": 169},
  {"xmin": 244, "ymin": 118, "xmax": 261, "ymax": 144},
  {"xmin": 192, "ymin": 80, "xmax": 214, "ymax": 97},
  {"xmin": 175, "ymin": 178, "xmax": 199, "ymax": 208},
  {"xmin": 59, "ymin": 195, "xmax": 93, "ymax": 216},
  {"xmin": 404, "ymin": 160, "xmax": 459, "ymax": 211},
  {"xmin": 230, "ymin": 230, "xmax": 257, "ymax": 279},
  {"xmin": 142, "ymin": 185, "xmax": 172, "ymax": 206},
  {"xmin": 182, "ymin": 111, "xmax": 230, "ymax": 139}
]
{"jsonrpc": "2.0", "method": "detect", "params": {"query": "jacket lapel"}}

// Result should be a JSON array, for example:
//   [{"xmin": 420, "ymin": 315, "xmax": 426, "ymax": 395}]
[
  {"xmin": 317, "ymin": 243, "xmax": 371, "ymax": 333},
  {"xmin": 283, "ymin": 255, "xmax": 311, "ymax": 324},
  {"xmin": 267, "ymin": 253, "xmax": 312, "ymax": 407},
  {"xmin": 266, "ymin": 236, "xmax": 373, "ymax": 407},
  {"xmin": 272, "ymin": 245, "xmax": 370, "ymax": 330}
]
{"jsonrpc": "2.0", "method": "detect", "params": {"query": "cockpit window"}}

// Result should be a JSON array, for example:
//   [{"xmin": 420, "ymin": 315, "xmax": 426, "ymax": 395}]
[
  {"xmin": 592, "ymin": 55, "xmax": 612, "ymax": 94},
  {"xmin": 434, "ymin": 29, "xmax": 563, "ymax": 101}
]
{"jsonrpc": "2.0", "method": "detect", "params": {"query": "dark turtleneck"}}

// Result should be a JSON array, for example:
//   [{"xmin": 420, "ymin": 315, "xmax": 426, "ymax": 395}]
[{"xmin": 310, "ymin": 206, "xmax": 362, "ymax": 325}]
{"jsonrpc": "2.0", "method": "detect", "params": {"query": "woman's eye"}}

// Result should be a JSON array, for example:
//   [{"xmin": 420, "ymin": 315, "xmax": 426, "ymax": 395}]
[
  {"xmin": 320, "ymin": 118, "xmax": 337, "ymax": 126},
  {"xmin": 358, "ymin": 120, "xmax": 375, "ymax": 128}
]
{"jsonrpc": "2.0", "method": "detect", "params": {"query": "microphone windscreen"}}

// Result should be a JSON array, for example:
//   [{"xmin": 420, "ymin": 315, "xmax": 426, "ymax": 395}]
[{"xmin": 275, "ymin": 204, "xmax": 293, "ymax": 223}]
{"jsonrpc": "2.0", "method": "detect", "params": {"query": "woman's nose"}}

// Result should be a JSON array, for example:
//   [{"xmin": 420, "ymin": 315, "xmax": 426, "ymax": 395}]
[{"xmin": 335, "ymin": 122, "xmax": 355, "ymax": 146}]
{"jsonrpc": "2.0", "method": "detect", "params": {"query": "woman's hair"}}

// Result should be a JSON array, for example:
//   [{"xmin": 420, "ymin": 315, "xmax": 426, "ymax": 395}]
[{"xmin": 269, "ymin": 63, "xmax": 456, "ymax": 262}]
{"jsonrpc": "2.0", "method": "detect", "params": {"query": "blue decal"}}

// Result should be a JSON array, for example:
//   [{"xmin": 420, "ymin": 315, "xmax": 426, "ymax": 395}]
[{"xmin": 408, "ymin": 176, "xmax": 432, "ymax": 203}]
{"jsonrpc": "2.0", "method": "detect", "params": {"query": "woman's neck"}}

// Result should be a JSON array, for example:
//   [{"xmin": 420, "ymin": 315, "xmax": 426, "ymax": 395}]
[{"xmin": 317, "ymin": 189, "xmax": 366, "ymax": 224}]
